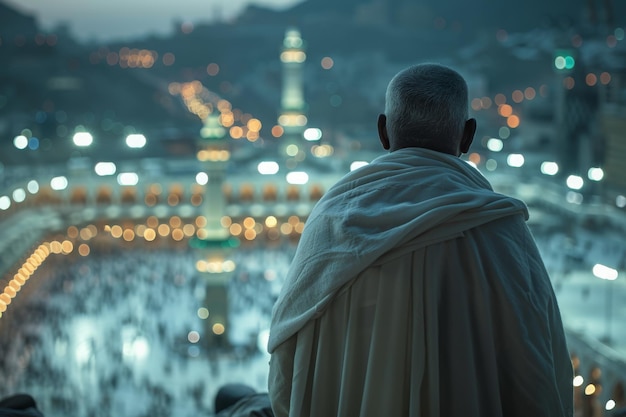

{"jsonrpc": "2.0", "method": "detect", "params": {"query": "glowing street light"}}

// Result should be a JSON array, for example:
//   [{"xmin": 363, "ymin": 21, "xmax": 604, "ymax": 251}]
[
  {"xmin": 506, "ymin": 153, "xmax": 525, "ymax": 167},
  {"xmin": 566, "ymin": 175, "xmax": 584, "ymax": 190},
  {"xmin": 12, "ymin": 188, "xmax": 26, "ymax": 203},
  {"xmin": 50, "ymin": 176, "xmax": 68, "ymax": 191},
  {"xmin": 126, "ymin": 134, "xmax": 147, "ymax": 148},
  {"xmin": 593, "ymin": 263, "xmax": 619, "ymax": 344},
  {"xmin": 350, "ymin": 161, "xmax": 368, "ymax": 171},
  {"xmin": 0, "ymin": 196, "xmax": 10, "ymax": 210},
  {"xmin": 606, "ymin": 400, "xmax": 616, "ymax": 411},
  {"xmin": 117, "ymin": 172, "xmax": 139, "ymax": 186},
  {"xmin": 94, "ymin": 162, "xmax": 117, "ymax": 176},
  {"xmin": 487, "ymin": 138, "xmax": 504, "ymax": 152},
  {"xmin": 541, "ymin": 161, "xmax": 559, "ymax": 176},
  {"xmin": 303, "ymin": 128, "xmax": 322, "ymax": 141},
  {"xmin": 286, "ymin": 171, "xmax": 308, "ymax": 185},
  {"xmin": 27, "ymin": 180, "xmax": 39, "ymax": 194},
  {"xmin": 73, "ymin": 132, "xmax": 93, "ymax": 147},
  {"xmin": 195, "ymin": 172, "xmax": 209, "ymax": 185},
  {"xmin": 13, "ymin": 135, "xmax": 28, "ymax": 149},
  {"xmin": 593, "ymin": 263, "xmax": 618, "ymax": 281},
  {"xmin": 258, "ymin": 161, "xmax": 280, "ymax": 175},
  {"xmin": 587, "ymin": 167, "xmax": 604, "ymax": 181},
  {"xmin": 573, "ymin": 375, "xmax": 584, "ymax": 387}
]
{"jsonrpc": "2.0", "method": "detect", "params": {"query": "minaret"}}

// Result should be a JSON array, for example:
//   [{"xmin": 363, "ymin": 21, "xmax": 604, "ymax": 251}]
[
  {"xmin": 278, "ymin": 27, "xmax": 307, "ymax": 167},
  {"xmin": 190, "ymin": 113, "xmax": 239, "ymax": 349}
]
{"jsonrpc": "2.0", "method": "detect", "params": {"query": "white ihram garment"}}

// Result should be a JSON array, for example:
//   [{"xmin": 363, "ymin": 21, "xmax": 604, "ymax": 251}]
[{"xmin": 268, "ymin": 148, "xmax": 573, "ymax": 417}]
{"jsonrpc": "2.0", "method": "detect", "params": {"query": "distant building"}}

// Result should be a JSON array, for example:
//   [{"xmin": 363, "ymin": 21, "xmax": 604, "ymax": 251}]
[
  {"xmin": 554, "ymin": 54, "xmax": 600, "ymax": 177},
  {"xmin": 599, "ymin": 67, "xmax": 626, "ymax": 197}
]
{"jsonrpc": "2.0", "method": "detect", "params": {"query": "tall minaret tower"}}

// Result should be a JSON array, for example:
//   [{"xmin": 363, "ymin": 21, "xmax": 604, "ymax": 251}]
[{"xmin": 278, "ymin": 27, "xmax": 307, "ymax": 166}]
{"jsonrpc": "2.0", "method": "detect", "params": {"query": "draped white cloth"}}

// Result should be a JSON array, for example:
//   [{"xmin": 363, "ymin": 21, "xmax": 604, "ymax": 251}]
[
  {"xmin": 269, "ymin": 148, "xmax": 528, "ymax": 352},
  {"xmin": 268, "ymin": 148, "xmax": 573, "ymax": 417}
]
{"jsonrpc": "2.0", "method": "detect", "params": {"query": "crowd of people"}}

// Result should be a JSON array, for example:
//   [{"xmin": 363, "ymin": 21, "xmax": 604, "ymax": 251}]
[
  {"xmin": 0, "ymin": 244, "xmax": 294, "ymax": 417},
  {"xmin": 0, "ymin": 206, "xmax": 624, "ymax": 417},
  {"xmin": 0, "ymin": 216, "xmax": 624, "ymax": 416}
]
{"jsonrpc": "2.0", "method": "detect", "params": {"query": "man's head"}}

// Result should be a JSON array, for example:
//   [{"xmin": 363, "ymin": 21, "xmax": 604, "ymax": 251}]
[{"xmin": 378, "ymin": 63, "xmax": 476, "ymax": 156}]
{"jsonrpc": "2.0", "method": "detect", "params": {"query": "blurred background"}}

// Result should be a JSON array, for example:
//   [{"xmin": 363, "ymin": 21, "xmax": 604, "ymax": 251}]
[{"xmin": 0, "ymin": 0, "xmax": 625, "ymax": 416}]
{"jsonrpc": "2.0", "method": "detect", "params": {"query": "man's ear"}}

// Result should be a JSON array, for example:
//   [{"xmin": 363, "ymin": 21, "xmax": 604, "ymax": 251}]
[
  {"xmin": 378, "ymin": 114, "xmax": 390, "ymax": 150},
  {"xmin": 460, "ymin": 118, "xmax": 476, "ymax": 155}
]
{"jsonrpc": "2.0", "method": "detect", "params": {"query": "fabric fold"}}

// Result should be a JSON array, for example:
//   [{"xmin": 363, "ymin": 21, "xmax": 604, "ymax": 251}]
[{"xmin": 269, "ymin": 147, "xmax": 528, "ymax": 352}]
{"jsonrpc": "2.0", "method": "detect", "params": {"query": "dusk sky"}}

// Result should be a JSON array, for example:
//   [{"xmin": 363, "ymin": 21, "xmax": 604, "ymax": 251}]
[{"xmin": 5, "ymin": 0, "xmax": 301, "ymax": 42}]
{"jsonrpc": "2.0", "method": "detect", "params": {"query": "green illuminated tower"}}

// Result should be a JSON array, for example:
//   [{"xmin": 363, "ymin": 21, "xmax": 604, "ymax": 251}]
[{"xmin": 278, "ymin": 27, "xmax": 308, "ymax": 168}]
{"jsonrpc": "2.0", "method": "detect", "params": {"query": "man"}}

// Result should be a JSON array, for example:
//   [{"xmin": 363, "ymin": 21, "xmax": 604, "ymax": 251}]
[
  {"xmin": 214, "ymin": 384, "xmax": 273, "ymax": 417},
  {"xmin": 0, "ymin": 394, "xmax": 44, "ymax": 417},
  {"xmin": 267, "ymin": 63, "xmax": 573, "ymax": 417}
]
